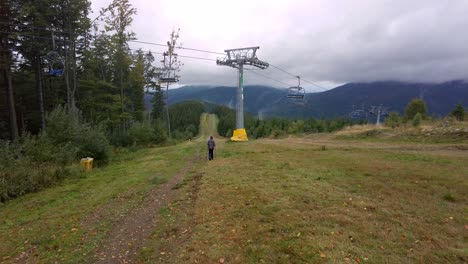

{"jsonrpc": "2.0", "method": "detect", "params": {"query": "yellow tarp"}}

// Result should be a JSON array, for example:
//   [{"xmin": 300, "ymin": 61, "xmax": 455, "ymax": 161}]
[{"xmin": 231, "ymin": 128, "xmax": 248, "ymax": 141}]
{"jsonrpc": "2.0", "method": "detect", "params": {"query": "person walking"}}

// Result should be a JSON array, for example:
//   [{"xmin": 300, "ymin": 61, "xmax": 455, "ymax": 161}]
[{"xmin": 207, "ymin": 136, "xmax": 216, "ymax": 160}]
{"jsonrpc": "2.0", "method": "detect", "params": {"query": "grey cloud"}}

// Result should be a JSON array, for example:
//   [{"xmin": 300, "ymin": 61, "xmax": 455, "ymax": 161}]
[{"xmin": 92, "ymin": 0, "xmax": 468, "ymax": 89}]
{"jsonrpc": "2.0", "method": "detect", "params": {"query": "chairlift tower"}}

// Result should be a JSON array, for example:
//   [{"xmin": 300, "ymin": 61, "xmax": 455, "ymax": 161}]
[
  {"xmin": 159, "ymin": 29, "xmax": 182, "ymax": 139},
  {"xmin": 217, "ymin": 47, "xmax": 269, "ymax": 141},
  {"xmin": 369, "ymin": 105, "xmax": 389, "ymax": 125}
]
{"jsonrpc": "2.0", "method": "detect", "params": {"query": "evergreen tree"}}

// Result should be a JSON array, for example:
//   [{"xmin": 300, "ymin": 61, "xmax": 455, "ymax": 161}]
[
  {"xmin": 385, "ymin": 112, "xmax": 400, "ymax": 128},
  {"xmin": 151, "ymin": 87, "xmax": 165, "ymax": 121},
  {"xmin": 412, "ymin": 113, "xmax": 422, "ymax": 127},
  {"xmin": 451, "ymin": 103, "xmax": 464, "ymax": 121},
  {"xmin": 404, "ymin": 98, "xmax": 427, "ymax": 121}
]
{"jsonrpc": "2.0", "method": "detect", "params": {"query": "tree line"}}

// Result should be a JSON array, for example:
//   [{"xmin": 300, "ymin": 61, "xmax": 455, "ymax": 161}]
[
  {"xmin": 212, "ymin": 105, "xmax": 358, "ymax": 139},
  {"xmin": 384, "ymin": 99, "xmax": 466, "ymax": 128},
  {"xmin": 0, "ymin": 0, "xmax": 169, "ymax": 140},
  {"xmin": 0, "ymin": 0, "xmax": 198, "ymax": 201}
]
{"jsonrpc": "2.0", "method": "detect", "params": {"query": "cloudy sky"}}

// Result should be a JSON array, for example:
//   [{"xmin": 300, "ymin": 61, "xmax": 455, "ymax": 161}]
[{"xmin": 91, "ymin": 0, "xmax": 468, "ymax": 91}]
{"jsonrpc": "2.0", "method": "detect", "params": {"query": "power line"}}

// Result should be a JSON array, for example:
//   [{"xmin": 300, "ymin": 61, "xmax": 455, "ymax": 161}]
[
  {"xmin": 301, "ymin": 78, "xmax": 328, "ymax": 91},
  {"xmin": 130, "ymin": 48, "xmax": 293, "ymax": 87},
  {"xmin": 129, "ymin": 40, "xmax": 166, "ymax": 48},
  {"xmin": 129, "ymin": 48, "xmax": 216, "ymax": 61},
  {"xmin": 1, "ymin": 22, "xmax": 224, "ymax": 55},
  {"xmin": 269, "ymin": 63, "xmax": 328, "ymax": 91},
  {"xmin": 2, "ymin": 22, "xmax": 330, "ymax": 90},
  {"xmin": 178, "ymin": 46, "xmax": 224, "ymax": 55},
  {"xmin": 245, "ymin": 69, "xmax": 292, "ymax": 87},
  {"xmin": 270, "ymin": 64, "xmax": 297, "ymax": 78},
  {"xmin": 129, "ymin": 39, "xmax": 224, "ymax": 55}
]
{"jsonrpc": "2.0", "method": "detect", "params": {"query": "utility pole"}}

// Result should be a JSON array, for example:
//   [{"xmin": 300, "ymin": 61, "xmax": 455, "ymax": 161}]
[
  {"xmin": 217, "ymin": 47, "xmax": 268, "ymax": 141},
  {"xmin": 159, "ymin": 29, "xmax": 181, "ymax": 139}
]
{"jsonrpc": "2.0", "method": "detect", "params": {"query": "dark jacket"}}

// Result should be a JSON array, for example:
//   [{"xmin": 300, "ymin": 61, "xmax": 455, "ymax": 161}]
[{"xmin": 207, "ymin": 139, "xmax": 216, "ymax": 149}]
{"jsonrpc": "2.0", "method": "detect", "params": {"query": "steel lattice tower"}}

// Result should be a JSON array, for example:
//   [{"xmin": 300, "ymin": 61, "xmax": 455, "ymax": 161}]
[{"xmin": 217, "ymin": 47, "xmax": 269, "ymax": 141}]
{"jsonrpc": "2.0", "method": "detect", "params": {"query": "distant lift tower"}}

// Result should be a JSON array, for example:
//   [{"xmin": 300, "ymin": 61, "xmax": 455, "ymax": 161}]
[
  {"xmin": 217, "ymin": 47, "xmax": 269, "ymax": 141},
  {"xmin": 369, "ymin": 105, "xmax": 389, "ymax": 126}
]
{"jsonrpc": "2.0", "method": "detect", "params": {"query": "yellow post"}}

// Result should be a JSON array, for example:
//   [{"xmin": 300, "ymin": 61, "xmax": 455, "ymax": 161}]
[
  {"xmin": 231, "ymin": 128, "xmax": 248, "ymax": 141},
  {"xmin": 80, "ymin": 157, "xmax": 94, "ymax": 170}
]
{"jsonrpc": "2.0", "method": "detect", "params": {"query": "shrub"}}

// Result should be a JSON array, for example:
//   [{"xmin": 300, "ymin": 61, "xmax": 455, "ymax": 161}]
[
  {"xmin": 225, "ymin": 129, "xmax": 232, "ymax": 138},
  {"xmin": 129, "ymin": 122, "xmax": 156, "ymax": 145},
  {"xmin": 405, "ymin": 98, "xmax": 427, "ymax": 121},
  {"xmin": 442, "ymin": 193, "xmax": 456, "ymax": 202},
  {"xmin": 288, "ymin": 120, "xmax": 305, "ymax": 134},
  {"xmin": 152, "ymin": 120, "xmax": 167, "ymax": 144},
  {"xmin": 0, "ymin": 106, "xmax": 110, "ymax": 201},
  {"xmin": 22, "ymin": 133, "xmax": 76, "ymax": 165},
  {"xmin": 0, "ymin": 139, "xmax": 84, "ymax": 202},
  {"xmin": 385, "ymin": 112, "xmax": 401, "ymax": 128},
  {"xmin": 412, "ymin": 113, "xmax": 422, "ymax": 127},
  {"xmin": 75, "ymin": 128, "xmax": 110, "ymax": 163},
  {"xmin": 108, "ymin": 130, "xmax": 133, "ymax": 147},
  {"xmin": 271, "ymin": 129, "xmax": 286, "ymax": 138},
  {"xmin": 45, "ymin": 106, "xmax": 110, "ymax": 162},
  {"xmin": 450, "ymin": 103, "xmax": 464, "ymax": 121}
]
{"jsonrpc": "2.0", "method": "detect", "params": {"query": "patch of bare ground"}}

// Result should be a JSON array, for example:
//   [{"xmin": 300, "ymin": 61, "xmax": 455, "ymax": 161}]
[
  {"xmin": 90, "ymin": 150, "xmax": 200, "ymax": 264},
  {"xmin": 141, "ymin": 170, "xmax": 205, "ymax": 263}
]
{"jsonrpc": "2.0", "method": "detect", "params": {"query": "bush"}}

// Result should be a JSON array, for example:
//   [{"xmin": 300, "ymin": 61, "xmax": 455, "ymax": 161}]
[
  {"xmin": 45, "ymin": 106, "xmax": 110, "ymax": 162},
  {"xmin": 405, "ymin": 98, "xmax": 427, "ymax": 121},
  {"xmin": 0, "ymin": 106, "xmax": 111, "ymax": 201},
  {"xmin": 152, "ymin": 120, "xmax": 167, "ymax": 144},
  {"xmin": 271, "ymin": 129, "xmax": 286, "ymax": 138},
  {"xmin": 0, "ymin": 139, "xmax": 84, "ymax": 202},
  {"xmin": 129, "ymin": 122, "xmax": 156, "ymax": 145},
  {"xmin": 108, "ymin": 130, "xmax": 133, "ymax": 147},
  {"xmin": 412, "ymin": 113, "xmax": 422, "ymax": 127},
  {"xmin": 385, "ymin": 112, "xmax": 401, "ymax": 128},
  {"xmin": 22, "ymin": 133, "xmax": 76, "ymax": 165},
  {"xmin": 75, "ymin": 128, "xmax": 110, "ymax": 163},
  {"xmin": 450, "ymin": 103, "xmax": 465, "ymax": 121}
]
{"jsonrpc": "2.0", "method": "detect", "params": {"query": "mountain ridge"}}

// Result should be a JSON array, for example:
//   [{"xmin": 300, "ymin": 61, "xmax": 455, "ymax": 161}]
[{"xmin": 145, "ymin": 80, "xmax": 468, "ymax": 119}]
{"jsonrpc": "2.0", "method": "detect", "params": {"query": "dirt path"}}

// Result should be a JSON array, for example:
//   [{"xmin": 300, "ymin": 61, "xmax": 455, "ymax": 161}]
[{"xmin": 92, "ymin": 149, "xmax": 200, "ymax": 264}]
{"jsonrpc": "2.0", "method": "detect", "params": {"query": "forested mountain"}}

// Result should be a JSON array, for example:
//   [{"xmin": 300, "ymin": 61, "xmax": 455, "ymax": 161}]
[{"xmin": 160, "ymin": 81, "xmax": 468, "ymax": 118}]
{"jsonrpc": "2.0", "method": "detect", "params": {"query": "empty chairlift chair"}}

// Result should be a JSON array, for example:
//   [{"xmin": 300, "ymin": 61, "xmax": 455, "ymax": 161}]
[
  {"xmin": 287, "ymin": 76, "xmax": 306, "ymax": 105},
  {"xmin": 45, "ymin": 51, "xmax": 64, "ymax": 77}
]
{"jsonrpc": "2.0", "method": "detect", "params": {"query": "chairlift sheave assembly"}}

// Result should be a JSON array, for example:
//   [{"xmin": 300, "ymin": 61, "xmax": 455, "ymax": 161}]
[{"xmin": 287, "ymin": 76, "xmax": 306, "ymax": 104}]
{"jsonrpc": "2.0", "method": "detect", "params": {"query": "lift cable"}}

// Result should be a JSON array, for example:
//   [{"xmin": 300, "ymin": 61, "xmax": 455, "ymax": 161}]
[
  {"xmin": 2, "ymin": 27, "xmax": 327, "ymax": 90},
  {"xmin": 269, "ymin": 63, "xmax": 327, "ymax": 91},
  {"xmin": 245, "ymin": 69, "xmax": 292, "ymax": 87}
]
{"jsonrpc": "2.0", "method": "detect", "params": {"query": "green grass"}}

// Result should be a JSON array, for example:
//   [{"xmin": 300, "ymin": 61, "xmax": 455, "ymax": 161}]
[
  {"xmin": 171, "ymin": 138, "xmax": 468, "ymax": 263},
  {"xmin": 0, "ymin": 141, "xmax": 199, "ymax": 263},
  {"xmin": 1, "ymin": 115, "xmax": 467, "ymax": 263}
]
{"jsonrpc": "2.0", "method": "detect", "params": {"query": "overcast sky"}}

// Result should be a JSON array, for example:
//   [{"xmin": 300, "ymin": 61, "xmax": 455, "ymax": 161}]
[{"xmin": 90, "ymin": 0, "xmax": 468, "ymax": 91}]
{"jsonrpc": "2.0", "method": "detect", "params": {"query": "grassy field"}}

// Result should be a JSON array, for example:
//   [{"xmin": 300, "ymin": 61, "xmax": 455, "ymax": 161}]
[
  {"xmin": 1, "ymin": 119, "xmax": 467, "ymax": 263},
  {"xmin": 155, "ymin": 127, "xmax": 468, "ymax": 263},
  {"xmin": 0, "ymin": 138, "xmax": 201, "ymax": 263}
]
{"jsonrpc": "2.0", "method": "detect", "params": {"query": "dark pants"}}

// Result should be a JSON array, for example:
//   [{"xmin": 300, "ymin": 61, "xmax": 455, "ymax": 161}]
[{"xmin": 208, "ymin": 148, "xmax": 214, "ymax": 160}]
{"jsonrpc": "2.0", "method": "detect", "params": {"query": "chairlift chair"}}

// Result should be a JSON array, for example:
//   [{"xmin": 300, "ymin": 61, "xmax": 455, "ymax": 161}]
[
  {"xmin": 44, "ymin": 51, "xmax": 64, "ymax": 77},
  {"xmin": 42, "ymin": 31, "xmax": 65, "ymax": 77},
  {"xmin": 287, "ymin": 76, "xmax": 306, "ymax": 105}
]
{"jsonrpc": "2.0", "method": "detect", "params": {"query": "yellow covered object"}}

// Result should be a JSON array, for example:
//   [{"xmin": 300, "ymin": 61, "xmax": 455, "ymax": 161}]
[
  {"xmin": 80, "ymin": 157, "xmax": 94, "ymax": 170},
  {"xmin": 231, "ymin": 128, "xmax": 248, "ymax": 141}
]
